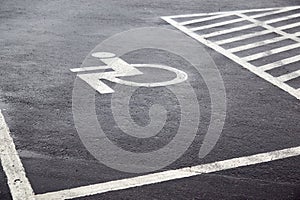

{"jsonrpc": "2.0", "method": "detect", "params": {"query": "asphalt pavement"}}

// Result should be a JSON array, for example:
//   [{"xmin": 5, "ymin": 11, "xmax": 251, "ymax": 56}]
[{"xmin": 1, "ymin": 0, "xmax": 300, "ymax": 199}]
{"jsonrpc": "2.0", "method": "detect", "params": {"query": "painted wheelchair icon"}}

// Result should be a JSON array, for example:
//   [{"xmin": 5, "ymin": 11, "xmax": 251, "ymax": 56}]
[
  {"xmin": 71, "ymin": 27, "xmax": 226, "ymax": 173},
  {"xmin": 71, "ymin": 52, "xmax": 188, "ymax": 94}
]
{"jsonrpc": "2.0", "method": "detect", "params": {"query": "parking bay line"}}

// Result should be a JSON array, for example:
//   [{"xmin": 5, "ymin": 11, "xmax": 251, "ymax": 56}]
[
  {"xmin": 0, "ymin": 110, "xmax": 35, "ymax": 200},
  {"xmin": 166, "ymin": 6, "xmax": 298, "ymax": 20},
  {"xmin": 35, "ymin": 146, "xmax": 300, "ymax": 200},
  {"xmin": 1, "ymin": 106, "xmax": 300, "ymax": 199}
]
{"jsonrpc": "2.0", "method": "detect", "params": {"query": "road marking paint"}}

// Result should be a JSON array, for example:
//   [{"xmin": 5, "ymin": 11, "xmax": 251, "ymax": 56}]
[
  {"xmin": 179, "ymin": 13, "xmax": 232, "ymax": 26},
  {"xmin": 214, "ymin": 9, "xmax": 300, "ymax": 44},
  {"xmin": 279, "ymin": 21, "xmax": 300, "ymax": 31},
  {"xmin": 76, "ymin": 73, "xmax": 116, "ymax": 94},
  {"xmin": 70, "ymin": 66, "xmax": 111, "ymax": 72},
  {"xmin": 190, "ymin": 17, "xmax": 246, "ymax": 31},
  {"xmin": 229, "ymin": 31, "xmax": 300, "ymax": 53},
  {"xmin": 70, "ymin": 53, "xmax": 188, "ymax": 94},
  {"xmin": 2, "ymin": 106, "xmax": 300, "ymax": 200},
  {"xmin": 228, "ymin": 36, "xmax": 287, "ymax": 53},
  {"xmin": 166, "ymin": 6, "xmax": 298, "ymax": 19},
  {"xmin": 277, "ymin": 69, "xmax": 300, "ymax": 82},
  {"xmin": 1, "ymin": 101, "xmax": 300, "ymax": 200},
  {"xmin": 34, "ymin": 146, "xmax": 300, "ymax": 200},
  {"xmin": 188, "ymin": 7, "xmax": 297, "ymax": 32},
  {"xmin": 259, "ymin": 54, "xmax": 300, "ymax": 71},
  {"xmin": 265, "ymin": 13, "xmax": 300, "ymax": 24},
  {"xmin": 0, "ymin": 110, "xmax": 35, "ymax": 200},
  {"xmin": 243, "ymin": 42, "xmax": 300, "ymax": 61},
  {"xmin": 162, "ymin": 6, "xmax": 300, "ymax": 100},
  {"xmin": 203, "ymin": 24, "xmax": 257, "ymax": 38},
  {"xmin": 236, "ymin": 13, "xmax": 300, "ymax": 43},
  {"xmin": 2, "ymin": 7, "xmax": 300, "ymax": 198},
  {"xmin": 250, "ymin": 6, "xmax": 297, "ymax": 18},
  {"xmin": 215, "ymin": 29, "xmax": 272, "ymax": 45}
]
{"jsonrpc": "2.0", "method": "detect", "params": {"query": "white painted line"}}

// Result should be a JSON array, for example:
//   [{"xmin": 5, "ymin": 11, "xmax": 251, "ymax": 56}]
[
  {"xmin": 162, "ymin": 6, "xmax": 300, "ymax": 100},
  {"xmin": 190, "ymin": 7, "xmax": 298, "ymax": 35},
  {"xmin": 243, "ymin": 42, "xmax": 300, "ymax": 61},
  {"xmin": 249, "ymin": 6, "xmax": 298, "ymax": 18},
  {"xmin": 277, "ymin": 69, "xmax": 300, "ymax": 82},
  {"xmin": 179, "ymin": 13, "xmax": 233, "ymax": 26},
  {"xmin": 71, "ymin": 53, "xmax": 142, "ymax": 94},
  {"xmin": 0, "ymin": 110, "xmax": 35, "ymax": 200},
  {"xmin": 236, "ymin": 13, "xmax": 300, "ymax": 43},
  {"xmin": 203, "ymin": 13, "xmax": 300, "ymax": 39},
  {"xmin": 228, "ymin": 36, "xmax": 286, "ymax": 53},
  {"xmin": 70, "ymin": 66, "xmax": 111, "ymax": 72},
  {"xmin": 264, "ymin": 13, "xmax": 300, "ymax": 25},
  {"xmin": 34, "ymin": 146, "xmax": 300, "ymax": 200},
  {"xmin": 240, "ymin": 6, "xmax": 299, "ymax": 14},
  {"xmin": 229, "ymin": 27, "xmax": 300, "ymax": 52},
  {"xmin": 205, "ymin": 16, "xmax": 300, "ymax": 49},
  {"xmin": 215, "ymin": 29, "xmax": 272, "ymax": 45},
  {"xmin": 279, "ymin": 21, "xmax": 300, "ymax": 31},
  {"xmin": 190, "ymin": 17, "xmax": 246, "ymax": 31},
  {"xmin": 219, "ymin": 7, "xmax": 279, "ymax": 14},
  {"xmin": 168, "ymin": 13, "xmax": 220, "ymax": 19},
  {"xmin": 166, "ymin": 6, "xmax": 300, "ymax": 20},
  {"xmin": 166, "ymin": 7, "xmax": 281, "ymax": 19},
  {"xmin": 77, "ymin": 73, "xmax": 115, "ymax": 94},
  {"xmin": 71, "ymin": 54, "xmax": 188, "ymax": 94},
  {"xmin": 202, "ymin": 24, "xmax": 257, "ymax": 38},
  {"xmin": 259, "ymin": 54, "xmax": 300, "ymax": 71}
]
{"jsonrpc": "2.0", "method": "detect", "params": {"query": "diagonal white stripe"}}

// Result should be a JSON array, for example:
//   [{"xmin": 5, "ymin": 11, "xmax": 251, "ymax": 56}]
[
  {"xmin": 179, "ymin": 13, "xmax": 233, "ymax": 26},
  {"xmin": 265, "ymin": 13, "xmax": 300, "ymax": 24},
  {"xmin": 277, "ymin": 69, "xmax": 300, "ymax": 82},
  {"xmin": 202, "ymin": 24, "xmax": 257, "ymax": 38},
  {"xmin": 190, "ymin": 18, "xmax": 245, "ymax": 31},
  {"xmin": 236, "ymin": 13, "xmax": 300, "ymax": 43},
  {"xmin": 164, "ymin": 6, "xmax": 298, "ymax": 20},
  {"xmin": 215, "ymin": 29, "xmax": 272, "ymax": 45},
  {"xmin": 243, "ymin": 42, "xmax": 300, "ymax": 61},
  {"xmin": 228, "ymin": 36, "xmax": 286, "ymax": 53},
  {"xmin": 189, "ymin": 7, "xmax": 299, "ymax": 33},
  {"xmin": 259, "ymin": 55, "xmax": 300, "ymax": 71}
]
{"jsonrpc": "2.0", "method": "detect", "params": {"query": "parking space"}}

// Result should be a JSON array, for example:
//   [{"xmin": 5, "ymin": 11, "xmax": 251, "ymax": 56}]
[{"xmin": 1, "ymin": 1, "xmax": 300, "ymax": 200}]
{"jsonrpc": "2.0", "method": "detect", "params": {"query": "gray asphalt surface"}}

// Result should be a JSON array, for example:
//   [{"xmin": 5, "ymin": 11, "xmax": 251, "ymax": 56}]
[{"xmin": 1, "ymin": 0, "xmax": 300, "ymax": 199}]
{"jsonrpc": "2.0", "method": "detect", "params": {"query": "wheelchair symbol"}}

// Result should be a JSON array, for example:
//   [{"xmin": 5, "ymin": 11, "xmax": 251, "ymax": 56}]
[
  {"xmin": 71, "ymin": 27, "xmax": 226, "ymax": 173},
  {"xmin": 70, "ymin": 52, "xmax": 188, "ymax": 93}
]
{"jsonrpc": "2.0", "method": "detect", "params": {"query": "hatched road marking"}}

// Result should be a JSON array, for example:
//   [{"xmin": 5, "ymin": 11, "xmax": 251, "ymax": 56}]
[{"xmin": 162, "ymin": 6, "xmax": 300, "ymax": 100}]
